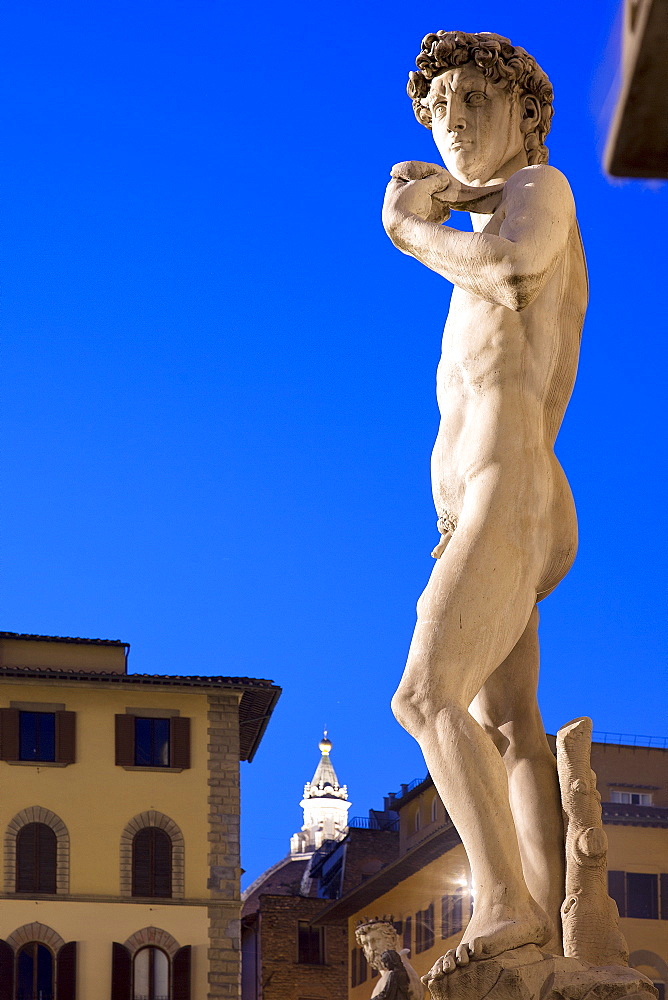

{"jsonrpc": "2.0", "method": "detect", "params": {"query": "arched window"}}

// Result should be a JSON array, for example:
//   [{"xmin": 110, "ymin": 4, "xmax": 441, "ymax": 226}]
[
  {"xmin": 132, "ymin": 827, "xmax": 172, "ymax": 898},
  {"xmin": 414, "ymin": 807, "xmax": 421, "ymax": 833},
  {"xmin": 431, "ymin": 795, "xmax": 438, "ymax": 823},
  {"xmin": 17, "ymin": 941, "xmax": 54, "ymax": 999},
  {"xmin": 16, "ymin": 822, "xmax": 57, "ymax": 893},
  {"xmin": 134, "ymin": 946, "xmax": 169, "ymax": 1000}
]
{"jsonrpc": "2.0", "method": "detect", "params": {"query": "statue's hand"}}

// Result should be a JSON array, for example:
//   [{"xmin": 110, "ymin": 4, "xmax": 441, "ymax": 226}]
[{"xmin": 383, "ymin": 163, "xmax": 454, "ymax": 238}]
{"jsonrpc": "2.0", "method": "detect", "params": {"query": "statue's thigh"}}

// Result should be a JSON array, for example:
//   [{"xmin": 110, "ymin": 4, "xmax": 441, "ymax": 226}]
[
  {"xmin": 470, "ymin": 607, "xmax": 541, "ymax": 732},
  {"xmin": 412, "ymin": 528, "xmax": 537, "ymax": 703}
]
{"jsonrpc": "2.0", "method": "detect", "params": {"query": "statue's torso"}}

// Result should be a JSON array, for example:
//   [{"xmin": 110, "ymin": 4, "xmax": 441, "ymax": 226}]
[{"xmin": 431, "ymin": 205, "xmax": 587, "ymax": 592}]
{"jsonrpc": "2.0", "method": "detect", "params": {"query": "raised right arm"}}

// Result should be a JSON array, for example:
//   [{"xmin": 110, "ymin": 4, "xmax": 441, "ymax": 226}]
[{"xmin": 383, "ymin": 165, "xmax": 575, "ymax": 311}]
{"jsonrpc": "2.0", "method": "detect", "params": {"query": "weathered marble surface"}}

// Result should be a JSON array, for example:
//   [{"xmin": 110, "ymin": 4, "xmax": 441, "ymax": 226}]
[
  {"xmin": 423, "ymin": 945, "xmax": 656, "ymax": 1000},
  {"xmin": 356, "ymin": 919, "xmax": 424, "ymax": 1000},
  {"xmin": 557, "ymin": 718, "xmax": 629, "ymax": 966},
  {"xmin": 385, "ymin": 29, "xmax": 588, "ymax": 966}
]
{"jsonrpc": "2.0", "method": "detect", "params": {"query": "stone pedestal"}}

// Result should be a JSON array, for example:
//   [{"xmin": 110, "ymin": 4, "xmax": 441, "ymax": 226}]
[{"xmin": 424, "ymin": 945, "xmax": 657, "ymax": 1000}]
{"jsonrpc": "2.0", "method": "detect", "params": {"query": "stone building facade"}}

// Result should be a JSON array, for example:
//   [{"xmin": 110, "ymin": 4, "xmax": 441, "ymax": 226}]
[{"xmin": 0, "ymin": 630, "xmax": 280, "ymax": 1000}]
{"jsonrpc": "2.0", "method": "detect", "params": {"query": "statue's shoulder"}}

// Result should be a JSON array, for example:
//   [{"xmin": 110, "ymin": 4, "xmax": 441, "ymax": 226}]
[{"xmin": 505, "ymin": 164, "xmax": 576, "ymax": 213}]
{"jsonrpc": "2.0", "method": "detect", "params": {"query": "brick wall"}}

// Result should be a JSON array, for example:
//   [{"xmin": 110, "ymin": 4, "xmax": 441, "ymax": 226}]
[
  {"xmin": 340, "ymin": 829, "xmax": 400, "ymax": 896},
  {"xmin": 208, "ymin": 692, "xmax": 243, "ymax": 1000},
  {"xmin": 258, "ymin": 895, "xmax": 347, "ymax": 1000}
]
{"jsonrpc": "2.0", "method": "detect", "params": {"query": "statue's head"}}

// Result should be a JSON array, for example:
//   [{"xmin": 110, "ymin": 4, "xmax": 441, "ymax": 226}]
[
  {"xmin": 407, "ymin": 32, "xmax": 553, "ymax": 184},
  {"xmin": 355, "ymin": 918, "xmax": 399, "ymax": 969}
]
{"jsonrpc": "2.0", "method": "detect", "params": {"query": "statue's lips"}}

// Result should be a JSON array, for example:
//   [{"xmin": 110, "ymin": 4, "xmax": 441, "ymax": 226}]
[{"xmin": 449, "ymin": 141, "xmax": 472, "ymax": 151}]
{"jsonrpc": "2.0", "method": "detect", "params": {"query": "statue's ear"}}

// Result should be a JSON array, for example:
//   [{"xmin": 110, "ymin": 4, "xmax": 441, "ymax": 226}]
[{"xmin": 520, "ymin": 95, "xmax": 540, "ymax": 134}]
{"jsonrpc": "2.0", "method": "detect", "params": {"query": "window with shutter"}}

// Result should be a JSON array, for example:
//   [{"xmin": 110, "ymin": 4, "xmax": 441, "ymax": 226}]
[
  {"xmin": 55, "ymin": 711, "xmax": 76, "ymax": 764},
  {"xmin": 415, "ymin": 904, "xmax": 434, "ymax": 953},
  {"xmin": 19, "ymin": 711, "xmax": 56, "ymax": 761},
  {"xmin": 627, "ymin": 872, "xmax": 659, "ymax": 919},
  {"xmin": 132, "ymin": 827, "xmax": 172, "ymax": 898},
  {"xmin": 441, "ymin": 891, "xmax": 464, "ymax": 939},
  {"xmin": 17, "ymin": 942, "xmax": 54, "ymax": 999},
  {"xmin": 112, "ymin": 942, "xmax": 132, "ymax": 1000},
  {"xmin": 608, "ymin": 870, "xmax": 626, "ymax": 917},
  {"xmin": 170, "ymin": 717, "xmax": 190, "ymax": 769},
  {"xmin": 0, "ymin": 707, "xmax": 20, "ymax": 761},
  {"xmin": 116, "ymin": 714, "xmax": 136, "ymax": 766},
  {"xmin": 0, "ymin": 939, "xmax": 14, "ymax": 999},
  {"xmin": 297, "ymin": 922, "xmax": 325, "ymax": 965},
  {"xmin": 134, "ymin": 946, "xmax": 169, "ymax": 1000},
  {"xmin": 57, "ymin": 941, "xmax": 77, "ymax": 1000},
  {"xmin": 116, "ymin": 713, "xmax": 190, "ymax": 770},
  {"xmin": 135, "ymin": 717, "xmax": 170, "ymax": 767},
  {"xmin": 172, "ymin": 945, "xmax": 191, "ymax": 1000},
  {"xmin": 16, "ymin": 822, "xmax": 57, "ymax": 893}
]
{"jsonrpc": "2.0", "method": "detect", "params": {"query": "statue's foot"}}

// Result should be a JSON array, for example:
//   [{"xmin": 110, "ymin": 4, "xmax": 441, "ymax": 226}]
[{"xmin": 422, "ymin": 901, "xmax": 552, "ymax": 982}]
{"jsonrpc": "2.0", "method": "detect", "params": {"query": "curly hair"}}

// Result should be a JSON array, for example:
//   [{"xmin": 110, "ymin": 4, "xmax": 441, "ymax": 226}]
[
  {"xmin": 355, "ymin": 919, "xmax": 398, "ymax": 955},
  {"xmin": 407, "ymin": 31, "xmax": 554, "ymax": 166}
]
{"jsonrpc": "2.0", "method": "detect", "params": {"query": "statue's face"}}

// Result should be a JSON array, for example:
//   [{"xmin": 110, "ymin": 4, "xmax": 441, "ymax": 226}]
[
  {"xmin": 361, "ymin": 928, "xmax": 392, "ymax": 967},
  {"xmin": 426, "ymin": 63, "xmax": 526, "ymax": 184}
]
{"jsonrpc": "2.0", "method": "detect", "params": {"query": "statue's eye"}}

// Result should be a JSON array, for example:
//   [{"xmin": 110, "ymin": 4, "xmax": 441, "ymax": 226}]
[
  {"xmin": 466, "ymin": 92, "xmax": 486, "ymax": 106},
  {"xmin": 433, "ymin": 102, "xmax": 447, "ymax": 118}
]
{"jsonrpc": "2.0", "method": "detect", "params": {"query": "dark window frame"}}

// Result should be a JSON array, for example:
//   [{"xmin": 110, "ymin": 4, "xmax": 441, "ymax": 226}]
[
  {"xmin": 131, "ymin": 826, "xmax": 173, "ymax": 899},
  {"xmin": 133, "ymin": 944, "xmax": 170, "ymax": 1000},
  {"xmin": 135, "ymin": 716, "xmax": 171, "ymax": 767},
  {"xmin": 297, "ymin": 921, "xmax": 325, "ymax": 965},
  {"xmin": 19, "ymin": 711, "xmax": 56, "ymax": 762},
  {"xmin": 16, "ymin": 822, "xmax": 58, "ymax": 894},
  {"xmin": 441, "ymin": 890, "xmax": 465, "ymax": 940},
  {"xmin": 415, "ymin": 903, "xmax": 435, "ymax": 954},
  {"xmin": 609, "ymin": 870, "xmax": 666, "ymax": 920},
  {"xmin": 16, "ymin": 940, "xmax": 55, "ymax": 999},
  {"xmin": 115, "ymin": 713, "xmax": 190, "ymax": 770}
]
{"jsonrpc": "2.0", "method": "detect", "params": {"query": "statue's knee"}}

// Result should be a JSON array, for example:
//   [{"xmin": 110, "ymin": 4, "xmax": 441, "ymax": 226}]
[{"xmin": 391, "ymin": 685, "xmax": 425, "ymax": 736}]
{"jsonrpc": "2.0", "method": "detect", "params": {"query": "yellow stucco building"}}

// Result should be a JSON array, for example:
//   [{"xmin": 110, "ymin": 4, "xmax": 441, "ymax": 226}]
[
  {"xmin": 312, "ymin": 737, "xmax": 668, "ymax": 1000},
  {"xmin": 0, "ymin": 631, "xmax": 280, "ymax": 1000}
]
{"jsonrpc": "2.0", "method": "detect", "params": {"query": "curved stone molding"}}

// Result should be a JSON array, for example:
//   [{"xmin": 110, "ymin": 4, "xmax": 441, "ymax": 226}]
[
  {"xmin": 119, "ymin": 810, "xmax": 185, "ymax": 899},
  {"xmin": 630, "ymin": 951, "xmax": 668, "ymax": 983},
  {"xmin": 4, "ymin": 806, "xmax": 70, "ymax": 894},
  {"xmin": 124, "ymin": 926, "xmax": 181, "ymax": 959},
  {"xmin": 6, "ymin": 922, "xmax": 65, "ymax": 954}
]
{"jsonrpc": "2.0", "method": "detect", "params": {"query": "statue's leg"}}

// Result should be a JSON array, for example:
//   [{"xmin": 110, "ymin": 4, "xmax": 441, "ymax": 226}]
[
  {"xmin": 470, "ymin": 607, "xmax": 565, "ymax": 955},
  {"xmin": 392, "ymin": 505, "xmax": 552, "ymax": 967}
]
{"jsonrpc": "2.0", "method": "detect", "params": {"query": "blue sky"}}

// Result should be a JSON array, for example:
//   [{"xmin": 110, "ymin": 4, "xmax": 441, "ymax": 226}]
[{"xmin": 2, "ymin": 0, "xmax": 666, "ymax": 888}]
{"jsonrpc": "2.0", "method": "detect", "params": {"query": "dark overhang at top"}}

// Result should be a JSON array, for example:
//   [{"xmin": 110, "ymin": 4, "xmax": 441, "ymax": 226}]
[{"xmin": 605, "ymin": 0, "xmax": 668, "ymax": 177}]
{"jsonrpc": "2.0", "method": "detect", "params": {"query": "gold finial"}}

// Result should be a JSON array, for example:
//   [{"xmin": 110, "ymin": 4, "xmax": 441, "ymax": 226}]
[{"xmin": 319, "ymin": 729, "xmax": 332, "ymax": 755}]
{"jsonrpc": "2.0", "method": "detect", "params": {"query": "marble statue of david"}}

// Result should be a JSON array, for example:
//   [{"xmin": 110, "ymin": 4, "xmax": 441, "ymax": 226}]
[{"xmin": 383, "ymin": 32, "xmax": 588, "ymax": 972}]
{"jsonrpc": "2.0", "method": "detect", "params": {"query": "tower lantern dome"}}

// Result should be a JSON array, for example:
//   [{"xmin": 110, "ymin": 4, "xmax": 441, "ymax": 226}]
[{"xmin": 289, "ymin": 732, "xmax": 351, "ymax": 857}]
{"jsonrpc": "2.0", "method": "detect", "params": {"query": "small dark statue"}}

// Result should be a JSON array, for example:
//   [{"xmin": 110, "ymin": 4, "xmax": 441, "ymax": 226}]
[{"xmin": 374, "ymin": 951, "xmax": 411, "ymax": 1000}]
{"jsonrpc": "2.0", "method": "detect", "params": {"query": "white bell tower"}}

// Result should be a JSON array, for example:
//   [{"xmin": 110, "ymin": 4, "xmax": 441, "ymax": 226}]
[{"xmin": 290, "ymin": 732, "xmax": 351, "ymax": 858}]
